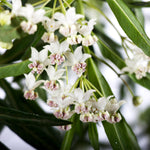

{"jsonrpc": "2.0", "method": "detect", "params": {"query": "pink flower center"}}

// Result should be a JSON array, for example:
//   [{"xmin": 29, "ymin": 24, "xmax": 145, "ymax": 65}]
[
  {"xmin": 28, "ymin": 61, "xmax": 44, "ymax": 74},
  {"xmin": 50, "ymin": 54, "xmax": 65, "ymax": 65}
]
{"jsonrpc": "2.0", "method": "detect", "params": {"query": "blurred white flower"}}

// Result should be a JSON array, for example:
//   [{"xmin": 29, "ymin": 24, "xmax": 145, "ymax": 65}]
[
  {"xmin": 105, "ymin": 98, "xmax": 126, "ymax": 114},
  {"xmin": 79, "ymin": 19, "xmax": 98, "ymax": 46}
]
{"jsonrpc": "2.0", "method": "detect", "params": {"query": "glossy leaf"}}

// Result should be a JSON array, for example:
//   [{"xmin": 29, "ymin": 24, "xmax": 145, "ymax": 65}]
[
  {"xmin": 0, "ymin": 60, "xmax": 30, "ymax": 79},
  {"xmin": 97, "ymin": 39, "xmax": 126, "ymax": 69},
  {"xmin": 106, "ymin": 0, "xmax": 150, "ymax": 56},
  {"xmin": 61, "ymin": 114, "xmax": 79, "ymax": 150},
  {"xmin": 0, "ymin": 106, "xmax": 71, "ymax": 126},
  {"xmin": 88, "ymin": 123, "xmax": 99, "ymax": 150},
  {"xmin": 85, "ymin": 47, "xmax": 140, "ymax": 150}
]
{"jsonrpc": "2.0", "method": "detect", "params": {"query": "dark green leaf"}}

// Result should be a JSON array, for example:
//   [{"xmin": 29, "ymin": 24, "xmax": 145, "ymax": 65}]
[
  {"xmin": 129, "ymin": 1, "xmax": 150, "ymax": 8},
  {"xmin": 0, "ymin": 60, "xmax": 30, "ymax": 79},
  {"xmin": 0, "ymin": 106, "xmax": 71, "ymax": 126},
  {"xmin": 88, "ymin": 123, "xmax": 99, "ymax": 150},
  {"xmin": 106, "ymin": 0, "xmax": 150, "ymax": 56}
]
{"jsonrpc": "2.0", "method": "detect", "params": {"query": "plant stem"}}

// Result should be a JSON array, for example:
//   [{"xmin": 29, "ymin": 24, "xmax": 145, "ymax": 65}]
[
  {"xmin": 52, "ymin": 0, "xmax": 57, "ymax": 16},
  {"xmin": 58, "ymin": 0, "xmax": 66, "ymax": 14}
]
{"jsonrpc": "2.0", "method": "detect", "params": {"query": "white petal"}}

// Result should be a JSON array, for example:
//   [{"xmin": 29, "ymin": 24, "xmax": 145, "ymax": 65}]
[
  {"xmin": 32, "ymin": 9, "xmax": 45, "ymax": 24},
  {"xmin": 64, "ymin": 52, "xmax": 75, "ymax": 66},
  {"xmin": 53, "ymin": 12, "xmax": 65, "ymax": 24},
  {"xmin": 83, "ymin": 89, "xmax": 95, "ymax": 102},
  {"xmin": 32, "ymin": 80, "xmax": 44, "ymax": 89},
  {"xmin": 54, "ymin": 69, "xmax": 65, "ymax": 80},
  {"xmin": 39, "ymin": 49, "xmax": 48, "ymax": 63},
  {"xmin": 45, "ymin": 65, "xmax": 55, "ymax": 80},
  {"xmin": 30, "ymin": 47, "xmax": 39, "ymax": 62},
  {"xmin": 74, "ymin": 46, "xmax": 83, "ymax": 62},
  {"xmin": 97, "ymin": 97, "xmax": 109, "ymax": 110},
  {"xmin": 12, "ymin": 0, "xmax": 22, "ymax": 14},
  {"xmin": 60, "ymin": 40, "xmax": 69, "ymax": 53},
  {"xmin": 80, "ymin": 54, "xmax": 91, "ymax": 62},
  {"xmin": 24, "ymin": 72, "xmax": 35, "ymax": 89}
]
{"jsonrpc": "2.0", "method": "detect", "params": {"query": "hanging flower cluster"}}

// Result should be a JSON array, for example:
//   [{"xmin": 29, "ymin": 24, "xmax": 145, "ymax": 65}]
[
  {"xmin": 122, "ymin": 39, "xmax": 150, "ymax": 79},
  {"xmin": 0, "ymin": 0, "xmax": 125, "ymax": 130}
]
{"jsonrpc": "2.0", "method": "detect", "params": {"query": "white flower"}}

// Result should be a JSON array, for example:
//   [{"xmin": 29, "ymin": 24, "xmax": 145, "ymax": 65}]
[
  {"xmin": 105, "ymin": 98, "xmax": 126, "ymax": 114},
  {"xmin": 44, "ymin": 66, "xmax": 65, "ymax": 90},
  {"xmin": 79, "ymin": 19, "xmax": 98, "ymax": 46},
  {"xmin": 73, "ymin": 88, "xmax": 95, "ymax": 103},
  {"xmin": 79, "ymin": 19, "xmax": 96, "ymax": 36},
  {"xmin": 45, "ymin": 65, "xmax": 65, "ymax": 81},
  {"xmin": 64, "ymin": 46, "xmax": 91, "ymax": 76},
  {"xmin": 54, "ymin": 7, "xmax": 83, "ymax": 37},
  {"xmin": 42, "ymin": 18, "xmax": 60, "ymax": 33},
  {"xmin": 24, "ymin": 72, "xmax": 44, "ymax": 100},
  {"xmin": 122, "ymin": 56, "xmax": 148, "ymax": 79},
  {"xmin": 28, "ymin": 47, "xmax": 49, "ymax": 74},
  {"xmin": 44, "ymin": 40, "xmax": 69, "ymax": 65},
  {"xmin": 24, "ymin": 72, "xmax": 43, "ymax": 90},
  {"xmin": 12, "ymin": 2, "xmax": 46, "ymax": 34}
]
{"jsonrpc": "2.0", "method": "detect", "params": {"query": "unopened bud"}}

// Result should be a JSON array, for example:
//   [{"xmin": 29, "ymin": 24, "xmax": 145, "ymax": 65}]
[{"xmin": 133, "ymin": 96, "xmax": 143, "ymax": 106}]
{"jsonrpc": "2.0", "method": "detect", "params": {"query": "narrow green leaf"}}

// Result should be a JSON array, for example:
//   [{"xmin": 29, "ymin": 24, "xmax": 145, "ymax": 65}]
[
  {"xmin": 61, "ymin": 114, "xmax": 79, "ymax": 150},
  {"xmin": 85, "ymin": 47, "xmax": 140, "ymax": 150},
  {"xmin": 0, "ymin": 106, "xmax": 71, "ymax": 126},
  {"xmin": 129, "ymin": 1, "xmax": 150, "ymax": 8},
  {"xmin": 0, "ymin": 60, "xmax": 30, "ymax": 79},
  {"xmin": 88, "ymin": 123, "xmax": 99, "ymax": 150},
  {"xmin": 106, "ymin": 0, "xmax": 150, "ymax": 56},
  {"xmin": 97, "ymin": 39, "xmax": 126, "ymax": 69}
]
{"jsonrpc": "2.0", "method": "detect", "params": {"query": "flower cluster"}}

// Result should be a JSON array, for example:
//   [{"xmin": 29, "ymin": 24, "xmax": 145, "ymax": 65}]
[
  {"xmin": 122, "ymin": 39, "xmax": 150, "ymax": 79},
  {"xmin": 2, "ymin": 1, "xmax": 125, "ymax": 130}
]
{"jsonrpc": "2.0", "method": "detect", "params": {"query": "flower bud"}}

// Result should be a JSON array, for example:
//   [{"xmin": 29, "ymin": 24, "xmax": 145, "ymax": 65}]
[{"xmin": 133, "ymin": 96, "xmax": 143, "ymax": 106}]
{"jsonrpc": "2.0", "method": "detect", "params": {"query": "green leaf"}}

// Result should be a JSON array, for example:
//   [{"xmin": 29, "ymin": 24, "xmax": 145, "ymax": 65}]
[
  {"xmin": 106, "ymin": 0, "xmax": 150, "ymax": 56},
  {"xmin": 0, "ymin": 25, "xmax": 23, "ymax": 43},
  {"xmin": 97, "ymin": 39, "xmax": 126, "ymax": 69},
  {"xmin": 0, "ymin": 106, "xmax": 71, "ymax": 126},
  {"xmin": 129, "ymin": 74, "xmax": 150, "ymax": 90},
  {"xmin": 85, "ymin": 47, "xmax": 140, "ymax": 150},
  {"xmin": 0, "ymin": 60, "xmax": 30, "ymax": 79},
  {"xmin": 88, "ymin": 123, "xmax": 99, "ymax": 150},
  {"xmin": 61, "ymin": 114, "xmax": 79, "ymax": 150},
  {"xmin": 129, "ymin": 1, "xmax": 150, "ymax": 8}
]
